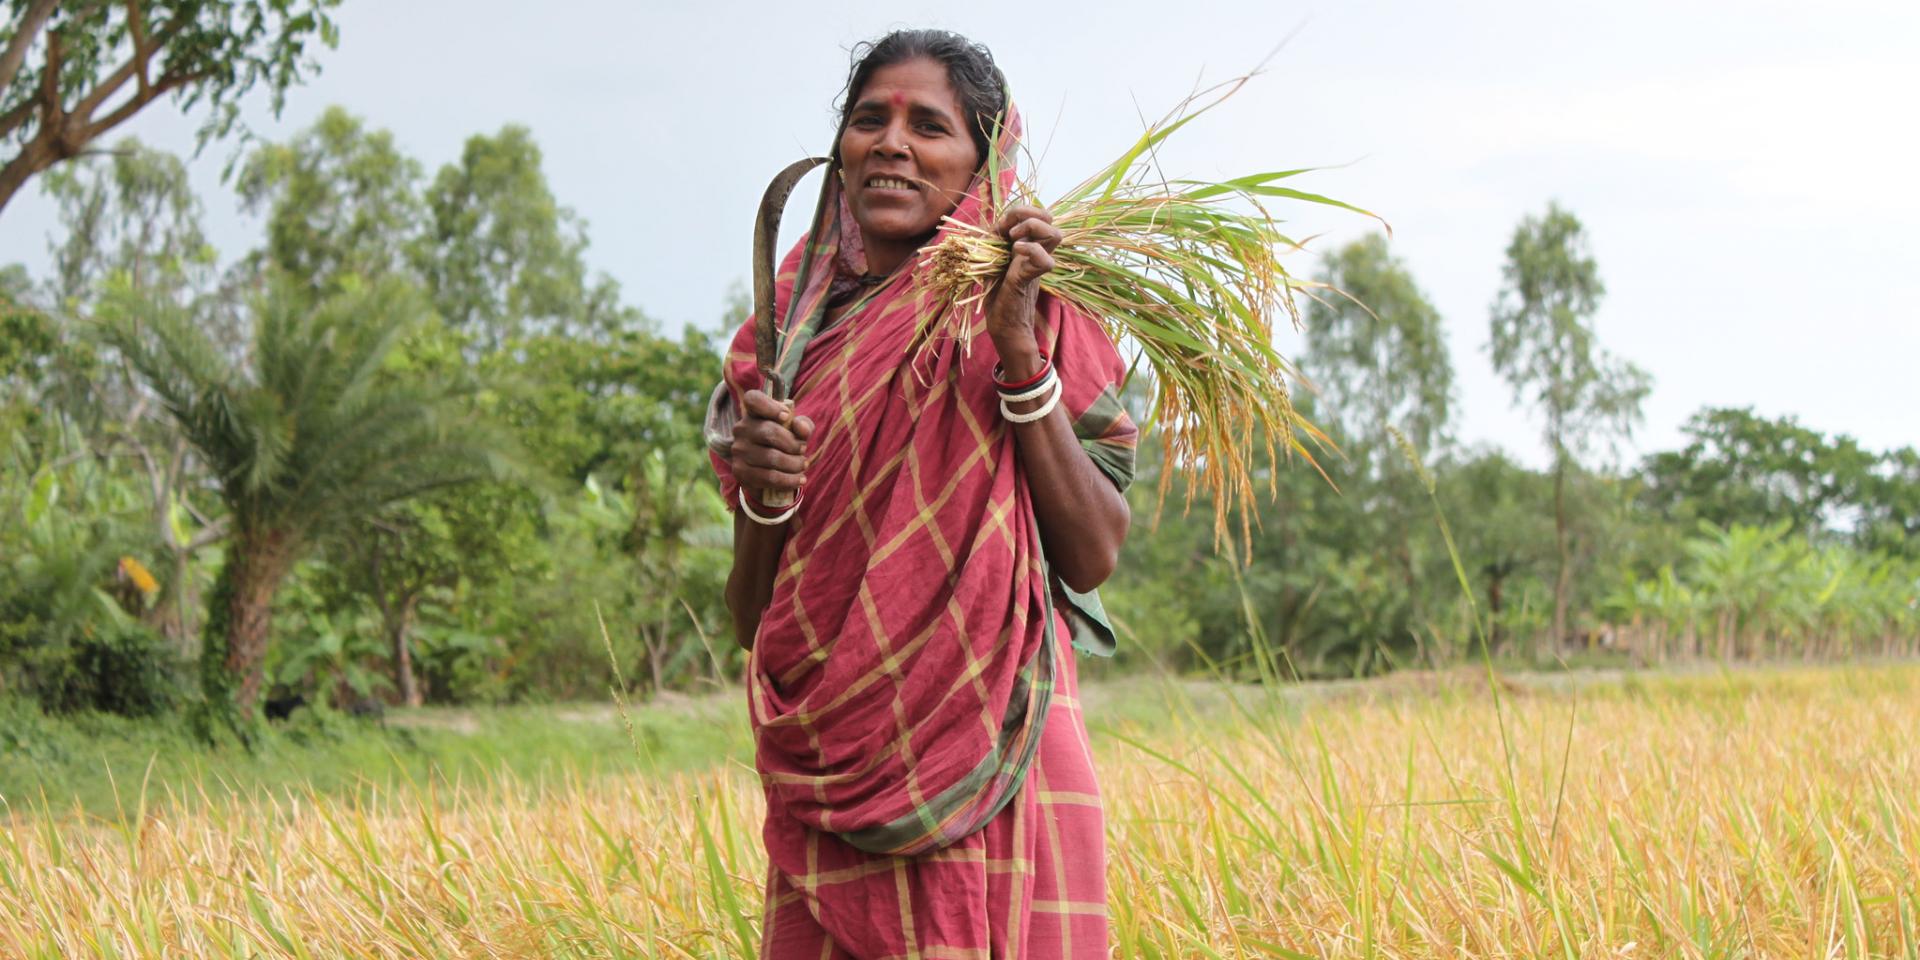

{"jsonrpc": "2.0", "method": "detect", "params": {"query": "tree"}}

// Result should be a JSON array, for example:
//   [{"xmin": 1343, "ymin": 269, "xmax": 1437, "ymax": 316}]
[
  {"xmin": 237, "ymin": 106, "xmax": 422, "ymax": 292},
  {"xmin": 416, "ymin": 126, "xmax": 632, "ymax": 351},
  {"xmin": 1489, "ymin": 203, "xmax": 1650, "ymax": 648},
  {"xmin": 0, "ymin": 0, "xmax": 339, "ymax": 215},
  {"xmin": 100, "ymin": 271, "xmax": 507, "ymax": 721},
  {"xmin": 1303, "ymin": 233, "xmax": 1453, "ymax": 466},
  {"xmin": 42, "ymin": 137, "xmax": 213, "ymax": 303},
  {"xmin": 335, "ymin": 485, "xmax": 534, "ymax": 706},
  {"xmin": 1639, "ymin": 406, "xmax": 1878, "ymax": 541},
  {"xmin": 1302, "ymin": 233, "xmax": 1454, "ymax": 629},
  {"xmin": 1857, "ymin": 447, "xmax": 1919, "ymax": 560}
]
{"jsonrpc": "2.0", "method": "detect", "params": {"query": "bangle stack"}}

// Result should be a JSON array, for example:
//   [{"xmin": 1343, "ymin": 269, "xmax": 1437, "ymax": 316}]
[
  {"xmin": 739, "ymin": 488, "xmax": 802, "ymax": 525},
  {"xmin": 993, "ymin": 354, "xmax": 1064, "ymax": 424}
]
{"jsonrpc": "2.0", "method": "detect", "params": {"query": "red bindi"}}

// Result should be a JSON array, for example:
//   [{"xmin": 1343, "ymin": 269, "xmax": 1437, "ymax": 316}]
[{"xmin": 889, "ymin": 91, "xmax": 906, "ymax": 108}]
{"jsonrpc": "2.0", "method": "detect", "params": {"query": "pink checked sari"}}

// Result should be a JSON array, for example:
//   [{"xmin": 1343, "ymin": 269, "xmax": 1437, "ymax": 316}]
[{"xmin": 708, "ymin": 108, "xmax": 1136, "ymax": 959}]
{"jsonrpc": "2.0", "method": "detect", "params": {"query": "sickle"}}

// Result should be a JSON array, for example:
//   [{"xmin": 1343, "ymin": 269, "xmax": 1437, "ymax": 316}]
[
  {"xmin": 753, "ymin": 156, "xmax": 830, "ymax": 403},
  {"xmin": 752, "ymin": 156, "xmax": 828, "ymax": 507}
]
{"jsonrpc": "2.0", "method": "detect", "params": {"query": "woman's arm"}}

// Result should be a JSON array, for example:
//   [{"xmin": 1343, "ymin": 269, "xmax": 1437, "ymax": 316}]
[
  {"xmin": 723, "ymin": 390, "xmax": 815, "ymax": 649},
  {"xmin": 987, "ymin": 205, "xmax": 1131, "ymax": 594},
  {"xmin": 726, "ymin": 512, "xmax": 792, "ymax": 650}
]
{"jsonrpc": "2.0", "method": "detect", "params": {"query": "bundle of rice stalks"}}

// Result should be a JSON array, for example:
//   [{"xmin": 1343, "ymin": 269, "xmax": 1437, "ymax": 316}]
[{"xmin": 917, "ymin": 73, "xmax": 1384, "ymax": 550}]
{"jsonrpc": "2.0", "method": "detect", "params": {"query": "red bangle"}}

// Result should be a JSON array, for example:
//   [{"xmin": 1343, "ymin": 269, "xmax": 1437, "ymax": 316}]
[{"xmin": 993, "ymin": 354, "xmax": 1053, "ymax": 392}]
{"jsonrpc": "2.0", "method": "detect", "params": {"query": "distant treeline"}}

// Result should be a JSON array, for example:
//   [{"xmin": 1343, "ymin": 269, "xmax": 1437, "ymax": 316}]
[{"xmin": 1, "ymin": 113, "xmax": 1915, "ymax": 733}]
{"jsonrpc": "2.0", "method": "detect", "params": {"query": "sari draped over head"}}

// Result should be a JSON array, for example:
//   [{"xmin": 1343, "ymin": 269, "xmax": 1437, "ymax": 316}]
[{"xmin": 707, "ymin": 100, "xmax": 1137, "ymax": 890}]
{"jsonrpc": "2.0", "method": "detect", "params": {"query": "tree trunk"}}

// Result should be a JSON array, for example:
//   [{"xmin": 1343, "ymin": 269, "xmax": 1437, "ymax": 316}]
[
  {"xmin": 1551, "ymin": 456, "xmax": 1572, "ymax": 654},
  {"xmin": 389, "ymin": 592, "xmax": 422, "ymax": 707},
  {"xmin": 202, "ymin": 530, "xmax": 294, "ymax": 717},
  {"xmin": 170, "ymin": 546, "xmax": 194, "ymax": 647}
]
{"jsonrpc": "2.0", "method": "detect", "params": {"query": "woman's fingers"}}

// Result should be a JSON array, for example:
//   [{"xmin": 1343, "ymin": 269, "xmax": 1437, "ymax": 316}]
[
  {"xmin": 996, "ymin": 203, "xmax": 1053, "ymax": 232},
  {"xmin": 735, "ymin": 437, "xmax": 806, "ymax": 474},
  {"xmin": 997, "ymin": 204, "xmax": 1059, "ymax": 253},
  {"xmin": 740, "ymin": 416, "xmax": 806, "ymax": 456},
  {"xmin": 742, "ymin": 388, "xmax": 793, "ymax": 425},
  {"xmin": 998, "ymin": 206, "xmax": 1062, "ymax": 290},
  {"xmin": 1009, "ymin": 239, "xmax": 1055, "ymax": 286},
  {"xmin": 1008, "ymin": 215, "xmax": 1062, "ymax": 252},
  {"xmin": 732, "ymin": 431, "xmax": 806, "ymax": 491}
]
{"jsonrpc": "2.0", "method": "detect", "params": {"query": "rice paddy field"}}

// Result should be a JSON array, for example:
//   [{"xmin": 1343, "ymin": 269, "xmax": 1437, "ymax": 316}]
[{"xmin": 4, "ymin": 663, "xmax": 1919, "ymax": 958}]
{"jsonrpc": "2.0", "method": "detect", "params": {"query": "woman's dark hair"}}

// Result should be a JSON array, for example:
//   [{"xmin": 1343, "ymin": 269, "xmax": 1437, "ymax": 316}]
[{"xmin": 835, "ymin": 30, "xmax": 1007, "ymax": 166}]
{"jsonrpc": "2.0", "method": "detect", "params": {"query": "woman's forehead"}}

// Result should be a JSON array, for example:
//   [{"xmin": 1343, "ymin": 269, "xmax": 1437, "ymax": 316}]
[{"xmin": 853, "ymin": 60, "xmax": 961, "ymax": 117}]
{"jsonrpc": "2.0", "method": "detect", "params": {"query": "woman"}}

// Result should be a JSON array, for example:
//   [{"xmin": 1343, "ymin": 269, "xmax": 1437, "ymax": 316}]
[{"xmin": 707, "ymin": 29, "xmax": 1136, "ymax": 958}]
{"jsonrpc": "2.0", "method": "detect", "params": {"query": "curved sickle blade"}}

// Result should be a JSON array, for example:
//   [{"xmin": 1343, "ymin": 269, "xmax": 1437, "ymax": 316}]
[{"xmin": 753, "ymin": 156, "xmax": 830, "ymax": 403}]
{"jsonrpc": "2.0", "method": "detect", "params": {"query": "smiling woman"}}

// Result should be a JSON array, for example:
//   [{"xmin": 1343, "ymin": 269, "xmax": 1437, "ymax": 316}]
[{"xmin": 704, "ymin": 28, "xmax": 1135, "ymax": 960}]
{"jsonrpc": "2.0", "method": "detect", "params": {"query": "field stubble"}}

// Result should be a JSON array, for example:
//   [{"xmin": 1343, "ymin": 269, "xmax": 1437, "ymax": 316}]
[{"xmin": 3, "ymin": 664, "xmax": 1918, "ymax": 958}]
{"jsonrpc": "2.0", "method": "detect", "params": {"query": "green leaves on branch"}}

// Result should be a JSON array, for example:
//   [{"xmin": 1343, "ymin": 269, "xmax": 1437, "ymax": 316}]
[{"xmin": 0, "ymin": 0, "xmax": 344, "ymax": 215}]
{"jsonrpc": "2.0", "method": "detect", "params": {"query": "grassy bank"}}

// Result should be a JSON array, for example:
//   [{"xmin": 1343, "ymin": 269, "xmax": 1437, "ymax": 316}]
[{"xmin": 0, "ymin": 693, "xmax": 750, "ymax": 819}]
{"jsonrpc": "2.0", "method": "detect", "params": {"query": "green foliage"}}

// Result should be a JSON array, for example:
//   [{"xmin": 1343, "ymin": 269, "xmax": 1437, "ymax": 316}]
[
  {"xmin": 1488, "ymin": 204, "xmax": 1650, "ymax": 461},
  {"xmin": 1857, "ymin": 447, "xmax": 1920, "ymax": 560},
  {"xmin": 1640, "ymin": 406, "xmax": 1915, "ymax": 562},
  {"xmin": 41, "ymin": 138, "xmax": 215, "ymax": 302},
  {"xmin": 417, "ymin": 125, "xmax": 634, "ymax": 349},
  {"xmin": 267, "ymin": 564, "xmax": 393, "ymax": 704},
  {"xmin": 1304, "ymin": 232, "xmax": 1454, "ymax": 464},
  {"xmin": 1604, "ymin": 521, "xmax": 1919, "ymax": 662},
  {"xmin": 102, "ymin": 274, "xmax": 505, "ymax": 537},
  {"xmin": 237, "ymin": 107, "xmax": 424, "ymax": 291},
  {"xmin": 0, "ymin": 421, "xmax": 181, "ymax": 715},
  {"xmin": 0, "ymin": 0, "xmax": 342, "ymax": 213}
]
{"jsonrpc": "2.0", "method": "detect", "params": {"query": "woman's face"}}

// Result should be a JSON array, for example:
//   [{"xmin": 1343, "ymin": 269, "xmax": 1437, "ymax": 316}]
[{"xmin": 838, "ymin": 57, "xmax": 982, "ymax": 272}]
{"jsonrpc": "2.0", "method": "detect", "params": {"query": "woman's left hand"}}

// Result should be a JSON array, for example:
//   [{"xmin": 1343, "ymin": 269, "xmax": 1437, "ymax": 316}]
[{"xmin": 984, "ymin": 204, "xmax": 1062, "ymax": 348}]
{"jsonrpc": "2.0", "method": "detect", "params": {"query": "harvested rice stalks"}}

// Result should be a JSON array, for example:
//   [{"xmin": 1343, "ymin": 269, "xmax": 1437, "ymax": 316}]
[{"xmin": 918, "ymin": 74, "xmax": 1383, "ymax": 549}]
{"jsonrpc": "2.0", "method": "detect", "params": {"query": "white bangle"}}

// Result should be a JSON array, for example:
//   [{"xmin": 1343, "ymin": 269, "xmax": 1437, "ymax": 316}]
[
  {"xmin": 740, "ymin": 488, "xmax": 801, "ymax": 525},
  {"xmin": 1000, "ymin": 376, "xmax": 1063, "ymax": 424},
  {"xmin": 998, "ymin": 368, "xmax": 1059, "ymax": 404}
]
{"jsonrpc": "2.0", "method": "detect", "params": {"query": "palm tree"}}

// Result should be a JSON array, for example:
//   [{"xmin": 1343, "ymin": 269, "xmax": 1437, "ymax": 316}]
[{"xmin": 101, "ymin": 272, "xmax": 505, "ymax": 720}]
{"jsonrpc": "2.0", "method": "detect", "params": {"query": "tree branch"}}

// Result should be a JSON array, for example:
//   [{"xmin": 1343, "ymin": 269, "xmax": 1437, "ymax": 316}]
[
  {"xmin": 0, "ymin": 96, "xmax": 35, "ymax": 140},
  {"xmin": 0, "ymin": 0, "xmax": 58, "ymax": 94},
  {"xmin": 187, "ymin": 514, "xmax": 231, "ymax": 551},
  {"xmin": 70, "ymin": 12, "xmax": 189, "ymax": 138},
  {"xmin": 70, "ymin": 52, "xmax": 141, "ymax": 121},
  {"xmin": 124, "ymin": 0, "xmax": 150, "ymax": 97},
  {"xmin": 79, "ymin": 69, "xmax": 204, "ymax": 142},
  {"xmin": 39, "ymin": 20, "xmax": 62, "ymax": 125}
]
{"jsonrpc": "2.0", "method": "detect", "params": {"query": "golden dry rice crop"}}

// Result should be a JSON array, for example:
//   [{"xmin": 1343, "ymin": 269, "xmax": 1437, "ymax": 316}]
[{"xmin": 4, "ymin": 664, "xmax": 1919, "ymax": 958}]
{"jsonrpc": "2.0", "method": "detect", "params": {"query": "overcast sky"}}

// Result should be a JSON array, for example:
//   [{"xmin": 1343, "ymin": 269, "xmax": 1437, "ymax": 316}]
[{"xmin": 3, "ymin": 0, "xmax": 1915, "ymax": 466}]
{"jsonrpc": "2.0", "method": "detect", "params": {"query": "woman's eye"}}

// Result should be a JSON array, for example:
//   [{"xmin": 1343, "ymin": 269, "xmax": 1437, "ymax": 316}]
[
  {"xmin": 916, "ymin": 122, "xmax": 947, "ymax": 135},
  {"xmin": 852, "ymin": 116, "xmax": 883, "ymax": 128}
]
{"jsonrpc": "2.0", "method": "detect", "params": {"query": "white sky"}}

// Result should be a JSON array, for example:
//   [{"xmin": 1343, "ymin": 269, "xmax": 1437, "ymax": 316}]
[{"xmin": 3, "ymin": 0, "xmax": 1915, "ymax": 466}]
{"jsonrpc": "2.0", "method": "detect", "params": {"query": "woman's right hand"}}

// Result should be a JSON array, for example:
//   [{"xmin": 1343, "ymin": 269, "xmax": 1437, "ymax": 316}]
[{"xmin": 730, "ymin": 388, "xmax": 815, "ymax": 495}]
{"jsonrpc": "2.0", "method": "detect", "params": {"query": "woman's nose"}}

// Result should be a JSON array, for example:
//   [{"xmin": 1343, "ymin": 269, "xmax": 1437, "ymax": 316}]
[{"xmin": 872, "ymin": 122, "xmax": 910, "ymax": 159}]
